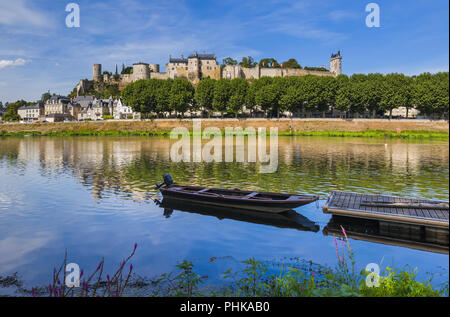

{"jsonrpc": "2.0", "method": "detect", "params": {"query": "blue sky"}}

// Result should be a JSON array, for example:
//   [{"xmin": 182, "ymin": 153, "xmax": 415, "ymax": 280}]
[{"xmin": 0, "ymin": 0, "xmax": 448, "ymax": 103}]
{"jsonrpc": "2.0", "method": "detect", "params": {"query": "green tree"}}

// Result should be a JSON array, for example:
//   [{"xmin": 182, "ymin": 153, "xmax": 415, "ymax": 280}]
[
  {"xmin": 335, "ymin": 82, "xmax": 352, "ymax": 118},
  {"xmin": 68, "ymin": 88, "xmax": 77, "ymax": 98},
  {"xmin": 255, "ymin": 84, "xmax": 280, "ymax": 117},
  {"xmin": 222, "ymin": 57, "xmax": 238, "ymax": 66},
  {"xmin": 195, "ymin": 78, "xmax": 216, "ymax": 117},
  {"xmin": 40, "ymin": 91, "xmax": 52, "ymax": 103},
  {"xmin": 413, "ymin": 72, "xmax": 449, "ymax": 119},
  {"xmin": 156, "ymin": 78, "xmax": 173, "ymax": 117},
  {"xmin": 213, "ymin": 79, "xmax": 232, "ymax": 118},
  {"xmin": 3, "ymin": 100, "xmax": 30, "ymax": 121},
  {"xmin": 169, "ymin": 78, "xmax": 195, "ymax": 118},
  {"xmin": 228, "ymin": 78, "xmax": 249, "ymax": 118},
  {"xmin": 121, "ymin": 79, "xmax": 157, "ymax": 117},
  {"xmin": 239, "ymin": 56, "xmax": 257, "ymax": 68},
  {"xmin": 363, "ymin": 73, "xmax": 384, "ymax": 118},
  {"xmin": 281, "ymin": 58, "xmax": 302, "ymax": 69},
  {"xmin": 380, "ymin": 73, "xmax": 410, "ymax": 120},
  {"xmin": 121, "ymin": 67, "xmax": 133, "ymax": 75},
  {"xmin": 259, "ymin": 58, "xmax": 280, "ymax": 68},
  {"xmin": 246, "ymin": 77, "xmax": 274, "ymax": 117}
]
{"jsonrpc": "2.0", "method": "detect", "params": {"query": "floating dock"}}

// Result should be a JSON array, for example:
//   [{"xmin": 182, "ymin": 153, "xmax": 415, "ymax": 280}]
[
  {"xmin": 323, "ymin": 216, "xmax": 448, "ymax": 254},
  {"xmin": 323, "ymin": 191, "xmax": 449, "ymax": 229}
]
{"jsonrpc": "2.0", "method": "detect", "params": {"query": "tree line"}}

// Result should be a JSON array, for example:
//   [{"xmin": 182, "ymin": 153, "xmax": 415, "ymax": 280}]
[{"xmin": 120, "ymin": 72, "xmax": 449, "ymax": 119}]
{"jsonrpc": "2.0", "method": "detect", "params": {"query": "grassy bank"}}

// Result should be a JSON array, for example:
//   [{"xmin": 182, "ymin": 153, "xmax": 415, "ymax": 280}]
[{"xmin": 1, "ymin": 129, "xmax": 448, "ymax": 139}]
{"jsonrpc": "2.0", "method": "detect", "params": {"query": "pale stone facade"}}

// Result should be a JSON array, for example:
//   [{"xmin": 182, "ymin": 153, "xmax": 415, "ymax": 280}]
[
  {"xmin": 45, "ymin": 95, "xmax": 80, "ymax": 121},
  {"xmin": 18, "ymin": 104, "xmax": 45, "ymax": 123}
]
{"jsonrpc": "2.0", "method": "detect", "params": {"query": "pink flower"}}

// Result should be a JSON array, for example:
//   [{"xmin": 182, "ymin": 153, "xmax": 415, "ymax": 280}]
[
  {"xmin": 134, "ymin": 243, "xmax": 138, "ymax": 251},
  {"xmin": 340, "ymin": 225, "xmax": 348, "ymax": 240},
  {"xmin": 334, "ymin": 238, "xmax": 343, "ymax": 263}
]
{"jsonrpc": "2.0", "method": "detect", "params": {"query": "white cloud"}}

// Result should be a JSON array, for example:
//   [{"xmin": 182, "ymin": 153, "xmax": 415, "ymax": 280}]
[
  {"xmin": 329, "ymin": 10, "xmax": 359, "ymax": 22},
  {"xmin": 0, "ymin": 58, "xmax": 29, "ymax": 69},
  {"xmin": 0, "ymin": 0, "xmax": 48, "ymax": 27}
]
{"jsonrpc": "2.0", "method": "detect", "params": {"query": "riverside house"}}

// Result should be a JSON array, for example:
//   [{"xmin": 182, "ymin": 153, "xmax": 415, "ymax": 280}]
[
  {"xmin": 45, "ymin": 95, "xmax": 81, "ymax": 122},
  {"xmin": 18, "ymin": 103, "xmax": 45, "ymax": 123},
  {"xmin": 114, "ymin": 98, "xmax": 139, "ymax": 119},
  {"xmin": 78, "ymin": 97, "xmax": 113, "ymax": 121}
]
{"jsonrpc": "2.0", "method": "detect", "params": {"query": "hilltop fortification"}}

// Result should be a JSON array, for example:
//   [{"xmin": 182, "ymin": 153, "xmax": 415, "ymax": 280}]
[{"xmin": 76, "ymin": 51, "xmax": 342, "ymax": 95}]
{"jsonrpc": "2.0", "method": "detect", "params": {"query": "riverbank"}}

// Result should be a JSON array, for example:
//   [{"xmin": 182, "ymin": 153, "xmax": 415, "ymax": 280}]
[{"xmin": 1, "ymin": 118, "xmax": 448, "ymax": 139}]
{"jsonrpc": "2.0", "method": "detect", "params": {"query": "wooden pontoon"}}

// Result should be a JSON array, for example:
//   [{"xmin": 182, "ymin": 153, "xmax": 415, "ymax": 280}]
[{"xmin": 323, "ymin": 191, "xmax": 449, "ymax": 229}]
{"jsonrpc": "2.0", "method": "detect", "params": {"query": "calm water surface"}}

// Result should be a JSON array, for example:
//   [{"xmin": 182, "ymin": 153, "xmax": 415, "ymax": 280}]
[{"xmin": 0, "ymin": 136, "xmax": 448, "ymax": 292}]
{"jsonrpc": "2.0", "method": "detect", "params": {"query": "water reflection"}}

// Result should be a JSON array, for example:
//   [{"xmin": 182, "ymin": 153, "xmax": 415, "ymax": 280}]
[
  {"xmin": 159, "ymin": 198, "xmax": 320, "ymax": 232},
  {"xmin": 323, "ymin": 216, "xmax": 449, "ymax": 254},
  {"xmin": 1, "ymin": 136, "xmax": 448, "ymax": 200}
]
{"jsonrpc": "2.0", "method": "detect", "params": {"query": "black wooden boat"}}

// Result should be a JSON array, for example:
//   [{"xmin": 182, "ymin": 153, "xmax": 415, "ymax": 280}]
[{"xmin": 156, "ymin": 174, "xmax": 319, "ymax": 213}]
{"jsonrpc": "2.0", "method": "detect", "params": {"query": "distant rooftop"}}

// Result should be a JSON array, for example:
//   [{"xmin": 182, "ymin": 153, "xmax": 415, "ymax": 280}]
[
  {"xmin": 18, "ymin": 104, "xmax": 43, "ymax": 110},
  {"xmin": 331, "ymin": 50, "xmax": 341, "ymax": 59},
  {"xmin": 169, "ymin": 57, "xmax": 188, "ymax": 64},
  {"xmin": 188, "ymin": 52, "xmax": 216, "ymax": 60},
  {"xmin": 169, "ymin": 52, "xmax": 216, "ymax": 64}
]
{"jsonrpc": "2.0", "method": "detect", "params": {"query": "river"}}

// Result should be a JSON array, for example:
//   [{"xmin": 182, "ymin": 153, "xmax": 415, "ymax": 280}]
[{"xmin": 0, "ymin": 136, "xmax": 448, "ymax": 294}]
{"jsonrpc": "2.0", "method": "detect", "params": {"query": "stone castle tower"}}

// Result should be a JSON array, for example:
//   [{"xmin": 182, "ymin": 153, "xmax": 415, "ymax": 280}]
[
  {"xmin": 330, "ymin": 51, "xmax": 342, "ymax": 76},
  {"xmin": 93, "ymin": 64, "xmax": 102, "ymax": 82}
]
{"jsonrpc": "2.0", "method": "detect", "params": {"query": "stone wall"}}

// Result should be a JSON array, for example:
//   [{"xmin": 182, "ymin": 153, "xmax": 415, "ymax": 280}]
[{"xmin": 222, "ymin": 65, "xmax": 334, "ymax": 80}]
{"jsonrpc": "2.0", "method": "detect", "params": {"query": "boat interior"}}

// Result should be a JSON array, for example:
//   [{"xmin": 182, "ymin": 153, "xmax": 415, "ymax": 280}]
[{"xmin": 168, "ymin": 185, "xmax": 294, "ymax": 200}]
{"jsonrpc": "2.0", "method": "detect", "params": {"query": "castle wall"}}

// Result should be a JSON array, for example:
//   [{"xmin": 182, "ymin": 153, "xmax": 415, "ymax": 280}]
[
  {"xmin": 241, "ymin": 66, "xmax": 260, "ymax": 79},
  {"xmin": 150, "ymin": 72, "xmax": 169, "ymax": 80},
  {"xmin": 149, "ymin": 64, "xmax": 160, "ymax": 72},
  {"xmin": 89, "ymin": 53, "xmax": 339, "ymax": 91},
  {"xmin": 260, "ymin": 67, "xmax": 283, "ymax": 78}
]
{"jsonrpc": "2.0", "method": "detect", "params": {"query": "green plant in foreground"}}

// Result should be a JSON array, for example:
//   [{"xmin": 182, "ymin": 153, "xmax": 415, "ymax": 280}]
[{"xmin": 4, "ymin": 239, "xmax": 446, "ymax": 297}]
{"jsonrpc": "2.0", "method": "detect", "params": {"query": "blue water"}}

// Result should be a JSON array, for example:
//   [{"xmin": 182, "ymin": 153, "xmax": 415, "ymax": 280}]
[{"xmin": 0, "ymin": 136, "xmax": 448, "ymax": 294}]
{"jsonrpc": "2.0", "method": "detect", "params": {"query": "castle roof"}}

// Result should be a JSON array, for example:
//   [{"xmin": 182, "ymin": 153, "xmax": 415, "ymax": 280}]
[
  {"xmin": 169, "ymin": 57, "xmax": 188, "ymax": 64},
  {"xmin": 188, "ymin": 52, "xmax": 216, "ymax": 60},
  {"xmin": 331, "ymin": 51, "xmax": 341, "ymax": 59},
  {"xmin": 47, "ymin": 95, "xmax": 70, "ymax": 104},
  {"xmin": 73, "ymin": 95, "xmax": 95, "ymax": 108}
]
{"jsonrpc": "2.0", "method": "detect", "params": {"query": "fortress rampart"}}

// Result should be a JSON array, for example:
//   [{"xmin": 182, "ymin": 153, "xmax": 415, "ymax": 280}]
[{"xmin": 77, "ymin": 51, "xmax": 342, "ymax": 95}]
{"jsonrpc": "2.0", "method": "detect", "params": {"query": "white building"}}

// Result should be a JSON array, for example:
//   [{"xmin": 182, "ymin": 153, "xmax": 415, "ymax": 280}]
[{"xmin": 113, "ymin": 98, "xmax": 139, "ymax": 119}]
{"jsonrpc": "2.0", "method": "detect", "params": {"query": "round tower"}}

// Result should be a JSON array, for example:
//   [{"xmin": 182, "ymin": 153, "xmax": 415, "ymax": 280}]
[
  {"xmin": 132, "ymin": 63, "xmax": 150, "ymax": 81},
  {"xmin": 149, "ymin": 64, "xmax": 160, "ymax": 73},
  {"xmin": 329, "ymin": 51, "xmax": 342, "ymax": 76},
  {"xmin": 93, "ymin": 64, "xmax": 102, "ymax": 81}
]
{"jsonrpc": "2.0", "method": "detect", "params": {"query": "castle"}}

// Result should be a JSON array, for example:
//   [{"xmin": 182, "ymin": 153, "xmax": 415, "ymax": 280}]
[{"xmin": 77, "ymin": 51, "xmax": 342, "ymax": 95}]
